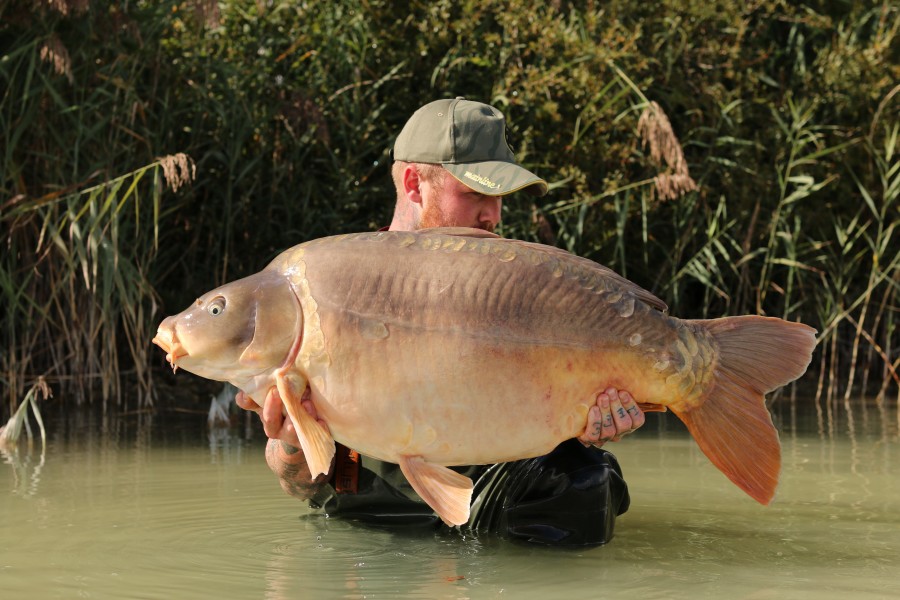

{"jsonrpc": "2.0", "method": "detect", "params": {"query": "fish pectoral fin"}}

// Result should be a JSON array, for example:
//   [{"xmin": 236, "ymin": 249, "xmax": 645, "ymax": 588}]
[
  {"xmin": 275, "ymin": 370, "xmax": 335, "ymax": 479},
  {"xmin": 398, "ymin": 456, "xmax": 473, "ymax": 527},
  {"xmin": 637, "ymin": 402, "xmax": 668, "ymax": 413}
]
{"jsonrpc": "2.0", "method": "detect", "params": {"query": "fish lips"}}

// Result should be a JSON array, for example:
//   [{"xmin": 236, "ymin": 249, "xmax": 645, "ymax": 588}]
[{"xmin": 152, "ymin": 320, "xmax": 188, "ymax": 372}]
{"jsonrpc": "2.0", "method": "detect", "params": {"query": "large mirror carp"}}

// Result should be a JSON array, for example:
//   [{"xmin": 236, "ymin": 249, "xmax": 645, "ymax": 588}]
[{"xmin": 153, "ymin": 228, "xmax": 816, "ymax": 525}]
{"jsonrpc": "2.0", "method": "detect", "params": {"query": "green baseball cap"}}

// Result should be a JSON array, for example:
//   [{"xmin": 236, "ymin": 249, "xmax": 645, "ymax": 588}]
[{"xmin": 393, "ymin": 97, "xmax": 548, "ymax": 197}]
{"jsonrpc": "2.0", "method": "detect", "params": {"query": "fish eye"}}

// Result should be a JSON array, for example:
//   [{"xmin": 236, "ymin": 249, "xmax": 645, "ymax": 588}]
[{"xmin": 207, "ymin": 297, "xmax": 226, "ymax": 316}]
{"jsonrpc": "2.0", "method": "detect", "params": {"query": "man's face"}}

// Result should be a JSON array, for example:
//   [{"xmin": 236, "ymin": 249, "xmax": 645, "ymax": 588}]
[{"xmin": 419, "ymin": 171, "xmax": 502, "ymax": 232}]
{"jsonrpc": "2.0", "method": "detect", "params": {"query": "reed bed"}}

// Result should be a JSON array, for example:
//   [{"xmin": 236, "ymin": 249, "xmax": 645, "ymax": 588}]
[
  {"xmin": 1, "ymin": 1, "xmax": 897, "ymax": 420},
  {"xmin": 2, "ymin": 155, "xmax": 190, "ymax": 411}
]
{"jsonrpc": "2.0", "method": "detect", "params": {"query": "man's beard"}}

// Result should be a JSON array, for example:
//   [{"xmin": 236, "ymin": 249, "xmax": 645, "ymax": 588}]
[
  {"xmin": 418, "ymin": 200, "xmax": 495, "ymax": 232},
  {"xmin": 418, "ymin": 199, "xmax": 447, "ymax": 230}
]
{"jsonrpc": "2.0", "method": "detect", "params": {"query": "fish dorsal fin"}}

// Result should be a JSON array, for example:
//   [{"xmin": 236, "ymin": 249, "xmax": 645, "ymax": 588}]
[
  {"xmin": 509, "ymin": 240, "xmax": 669, "ymax": 313},
  {"xmin": 420, "ymin": 227, "xmax": 501, "ymax": 239},
  {"xmin": 398, "ymin": 456, "xmax": 474, "ymax": 526}
]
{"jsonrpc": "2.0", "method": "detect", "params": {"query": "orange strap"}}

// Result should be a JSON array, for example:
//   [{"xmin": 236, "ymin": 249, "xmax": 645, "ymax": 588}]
[{"xmin": 332, "ymin": 443, "xmax": 360, "ymax": 494}]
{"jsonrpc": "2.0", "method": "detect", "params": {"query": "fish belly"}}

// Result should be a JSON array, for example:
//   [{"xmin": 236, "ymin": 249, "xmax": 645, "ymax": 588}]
[
  {"xmin": 311, "ymin": 333, "xmax": 659, "ymax": 465},
  {"xmin": 311, "ymin": 325, "xmax": 696, "ymax": 466}
]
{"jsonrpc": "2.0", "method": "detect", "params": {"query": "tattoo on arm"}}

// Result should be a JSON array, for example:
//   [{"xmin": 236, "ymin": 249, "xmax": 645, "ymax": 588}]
[
  {"xmin": 265, "ymin": 439, "xmax": 327, "ymax": 501},
  {"xmin": 280, "ymin": 440, "xmax": 301, "ymax": 455}
]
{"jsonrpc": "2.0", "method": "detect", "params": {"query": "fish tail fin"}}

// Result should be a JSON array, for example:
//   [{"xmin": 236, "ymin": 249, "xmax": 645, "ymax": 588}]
[{"xmin": 674, "ymin": 316, "xmax": 817, "ymax": 505}]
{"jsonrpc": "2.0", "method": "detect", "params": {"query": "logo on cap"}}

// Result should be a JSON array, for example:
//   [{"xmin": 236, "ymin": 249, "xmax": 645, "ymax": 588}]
[{"xmin": 464, "ymin": 171, "xmax": 501, "ymax": 190}]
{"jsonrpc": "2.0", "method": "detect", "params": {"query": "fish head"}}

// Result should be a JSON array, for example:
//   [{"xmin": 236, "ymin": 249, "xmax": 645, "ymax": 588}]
[{"xmin": 152, "ymin": 270, "xmax": 302, "ymax": 381}]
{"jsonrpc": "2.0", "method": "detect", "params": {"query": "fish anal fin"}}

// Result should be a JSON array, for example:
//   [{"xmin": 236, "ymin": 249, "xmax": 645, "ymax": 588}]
[
  {"xmin": 275, "ymin": 370, "xmax": 335, "ymax": 479},
  {"xmin": 398, "ymin": 456, "xmax": 473, "ymax": 526}
]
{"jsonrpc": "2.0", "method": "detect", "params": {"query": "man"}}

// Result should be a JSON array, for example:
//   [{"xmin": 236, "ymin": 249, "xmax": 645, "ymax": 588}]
[{"xmin": 236, "ymin": 98, "xmax": 645, "ymax": 545}]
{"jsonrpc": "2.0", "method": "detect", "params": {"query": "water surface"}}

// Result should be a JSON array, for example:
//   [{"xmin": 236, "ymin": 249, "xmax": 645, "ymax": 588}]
[{"xmin": 2, "ymin": 397, "xmax": 898, "ymax": 599}]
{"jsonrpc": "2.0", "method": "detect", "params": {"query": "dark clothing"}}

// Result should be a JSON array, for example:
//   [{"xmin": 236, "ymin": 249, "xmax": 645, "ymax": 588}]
[
  {"xmin": 308, "ymin": 439, "xmax": 630, "ymax": 546},
  {"xmin": 468, "ymin": 440, "xmax": 630, "ymax": 545}
]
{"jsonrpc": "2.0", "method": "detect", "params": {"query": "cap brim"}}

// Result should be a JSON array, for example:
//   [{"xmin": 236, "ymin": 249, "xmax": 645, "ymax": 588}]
[{"xmin": 443, "ymin": 161, "xmax": 548, "ymax": 197}]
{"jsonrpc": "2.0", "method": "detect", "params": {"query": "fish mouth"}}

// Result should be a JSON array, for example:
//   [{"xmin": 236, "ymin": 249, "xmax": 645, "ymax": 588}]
[{"xmin": 152, "ymin": 328, "xmax": 188, "ymax": 373}]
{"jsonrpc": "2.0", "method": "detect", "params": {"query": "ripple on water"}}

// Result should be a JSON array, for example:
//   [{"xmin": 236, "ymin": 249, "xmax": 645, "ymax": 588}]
[{"xmin": 247, "ymin": 514, "xmax": 490, "ymax": 598}]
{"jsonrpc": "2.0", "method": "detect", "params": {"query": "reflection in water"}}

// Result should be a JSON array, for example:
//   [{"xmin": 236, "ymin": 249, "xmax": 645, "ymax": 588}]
[
  {"xmin": 261, "ymin": 519, "xmax": 483, "ymax": 600},
  {"xmin": 0, "ymin": 443, "xmax": 45, "ymax": 497},
  {"xmin": 0, "ymin": 397, "xmax": 898, "ymax": 599}
]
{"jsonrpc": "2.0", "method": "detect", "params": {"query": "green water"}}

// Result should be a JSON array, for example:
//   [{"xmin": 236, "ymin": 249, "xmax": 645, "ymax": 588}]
[{"xmin": 2, "ymin": 398, "xmax": 898, "ymax": 599}]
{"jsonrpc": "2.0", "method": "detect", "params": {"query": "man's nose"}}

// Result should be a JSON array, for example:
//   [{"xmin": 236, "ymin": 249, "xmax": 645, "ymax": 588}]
[{"xmin": 480, "ymin": 196, "xmax": 502, "ymax": 227}]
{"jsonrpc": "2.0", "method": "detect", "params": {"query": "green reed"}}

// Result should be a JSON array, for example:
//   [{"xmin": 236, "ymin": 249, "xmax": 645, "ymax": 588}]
[
  {"xmin": 1, "ymin": 156, "xmax": 189, "ymax": 410},
  {"xmin": 0, "ymin": 377, "xmax": 49, "ymax": 449}
]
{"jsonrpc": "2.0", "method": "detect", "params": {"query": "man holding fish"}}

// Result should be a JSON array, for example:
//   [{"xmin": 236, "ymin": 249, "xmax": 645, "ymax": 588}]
[
  {"xmin": 236, "ymin": 98, "xmax": 646, "ymax": 545},
  {"xmin": 156, "ymin": 98, "xmax": 813, "ymax": 542}
]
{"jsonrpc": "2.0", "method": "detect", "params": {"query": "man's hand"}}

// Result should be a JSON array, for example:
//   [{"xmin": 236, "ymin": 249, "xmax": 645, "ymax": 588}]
[
  {"xmin": 578, "ymin": 387, "xmax": 645, "ymax": 448},
  {"xmin": 234, "ymin": 386, "xmax": 327, "ymax": 448},
  {"xmin": 236, "ymin": 387, "xmax": 333, "ymax": 500}
]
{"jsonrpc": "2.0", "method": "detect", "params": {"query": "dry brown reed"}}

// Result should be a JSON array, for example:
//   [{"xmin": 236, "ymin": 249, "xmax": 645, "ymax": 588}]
[
  {"xmin": 637, "ymin": 101, "xmax": 698, "ymax": 201},
  {"xmin": 39, "ymin": 35, "xmax": 73, "ymax": 83},
  {"xmin": 158, "ymin": 153, "xmax": 197, "ymax": 193}
]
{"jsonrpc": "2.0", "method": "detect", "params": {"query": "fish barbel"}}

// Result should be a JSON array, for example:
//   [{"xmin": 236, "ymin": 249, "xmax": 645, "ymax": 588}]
[{"xmin": 152, "ymin": 228, "xmax": 816, "ymax": 525}]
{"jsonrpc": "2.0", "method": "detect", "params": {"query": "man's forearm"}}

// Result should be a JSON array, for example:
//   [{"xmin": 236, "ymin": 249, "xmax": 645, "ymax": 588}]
[{"xmin": 264, "ymin": 438, "xmax": 331, "ymax": 500}]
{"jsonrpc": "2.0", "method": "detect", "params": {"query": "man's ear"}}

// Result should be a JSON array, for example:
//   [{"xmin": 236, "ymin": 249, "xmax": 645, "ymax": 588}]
[{"xmin": 402, "ymin": 165, "xmax": 424, "ymax": 205}]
